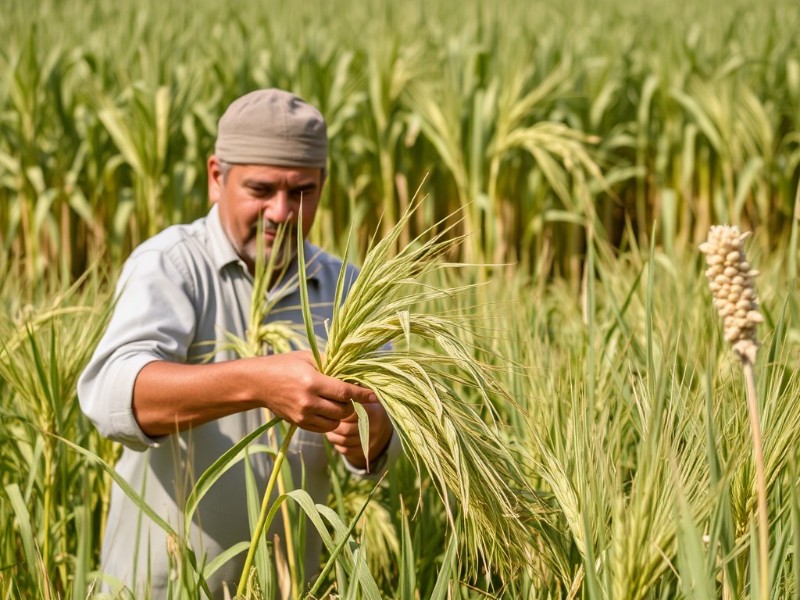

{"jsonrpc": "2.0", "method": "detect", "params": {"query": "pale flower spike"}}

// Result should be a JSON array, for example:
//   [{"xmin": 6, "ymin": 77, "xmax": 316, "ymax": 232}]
[{"xmin": 699, "ymin": 225, "xmax": 763, "ymax": 364}]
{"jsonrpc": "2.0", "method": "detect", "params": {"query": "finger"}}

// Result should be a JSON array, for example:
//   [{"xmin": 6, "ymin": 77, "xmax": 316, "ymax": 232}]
[
  {"xmin": 349, "ymin": 383, "xmax": 378, "ymax": 403},
  {"xmin": 329, "ymin": 420, "xmax": 360, "ymax": 436},
  {"xmin": 314, "ymin": 398, "xmax": 355, "ymax": 421},
  {"xmin": 301, "ymin": 415, "xmax": 342, "ymax": 434},
  {"xmin": 325, "ymin": 432, "xmax": 362, "ymax": 448},
  {"xmin": 319, "ymin": 376, "xmax": 377, "ymax": 404},
  {"xmin": 324, "ymin": 410, "xmax": 362, "ymax": 428},
  {"xmin": 329, "ymin": 443, "xmax": 359, "ymax": 457},
  {"xmin": 338, "ymin": 412, "xmax": 359, "ymax": 424}
]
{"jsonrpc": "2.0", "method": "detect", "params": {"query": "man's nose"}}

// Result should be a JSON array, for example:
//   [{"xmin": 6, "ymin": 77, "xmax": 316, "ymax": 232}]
[{"xmin": 264, "ymin": 191, "xmax": 293, "ymax": 223}]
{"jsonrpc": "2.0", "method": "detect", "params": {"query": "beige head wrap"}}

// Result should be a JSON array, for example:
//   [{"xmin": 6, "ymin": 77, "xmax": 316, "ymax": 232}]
[{"xmin": 215, "ymin": 89, "xmax": 327, "ymax": 168}]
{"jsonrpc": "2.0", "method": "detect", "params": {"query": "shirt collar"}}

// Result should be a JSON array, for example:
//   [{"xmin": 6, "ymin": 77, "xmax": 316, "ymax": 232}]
[
  {"xmin": 206, "ymin": 204, "xmax": 242, "ymax": 271},
  {"xmin": 205, "ymin": 204, "xmax": 321, "ymax": 285}
]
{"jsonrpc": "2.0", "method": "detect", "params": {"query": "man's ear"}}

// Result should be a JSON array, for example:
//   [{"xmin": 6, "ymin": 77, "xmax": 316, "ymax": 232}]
[{"xmin": 208, "ymin": 155, "xmax": 223, "ymax": 204}]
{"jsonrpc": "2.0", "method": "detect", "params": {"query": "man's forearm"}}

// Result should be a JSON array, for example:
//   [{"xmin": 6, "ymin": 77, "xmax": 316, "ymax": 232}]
[
  {"xmin": 131, "ymin": 351, "xmax": 379, "ymax": 438},
  {"xmin": 132, "ymin": 359, "xmax": 261, "ymax": 437}
]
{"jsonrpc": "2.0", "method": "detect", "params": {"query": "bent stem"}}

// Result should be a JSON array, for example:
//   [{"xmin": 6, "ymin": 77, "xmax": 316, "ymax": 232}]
[
  {"xmin": 743, "ymin": 360, "xmax": 768, "ymax": 600},
  {"xmin": 237, "ymin": 423, "xmax": 298, "ymax": 597}
]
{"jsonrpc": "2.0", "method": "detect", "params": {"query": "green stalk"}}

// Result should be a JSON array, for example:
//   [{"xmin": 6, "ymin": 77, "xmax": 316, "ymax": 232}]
[
  {"xmin": 42, "ymin": 445, "xmax": 52, "ymax": 579},
  {"xmin": 743, "ymin": 360, "xmax": 769, "ymax": 600},
  {"xmin": 267, "ymin": 422, "xmax": 300, "ymax": 599},
  {"xmin": 237, "ymin": 423, "xmax": 298, "ymax": 597}
]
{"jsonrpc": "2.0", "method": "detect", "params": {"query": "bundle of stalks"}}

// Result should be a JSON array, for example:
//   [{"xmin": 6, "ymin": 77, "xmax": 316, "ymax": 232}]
[{"xmin": 298, "ymin": 196, "xmax": 542, "ymax": 576}]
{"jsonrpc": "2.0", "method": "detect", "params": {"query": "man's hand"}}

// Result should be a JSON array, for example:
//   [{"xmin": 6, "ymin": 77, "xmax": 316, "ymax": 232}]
[
  {"xmin": 325, "ymin": 401, "xmax": 394, "ymax": 470},
  {"xmin": 252, "ymin": 351, "xmax": 377, "ymax": 433}
]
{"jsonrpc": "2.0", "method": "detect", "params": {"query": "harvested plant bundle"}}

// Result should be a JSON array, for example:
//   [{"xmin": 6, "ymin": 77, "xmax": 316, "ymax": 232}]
[{"xmin": 301, "ymin": 199, "xmax": 539, "ymax": 575}]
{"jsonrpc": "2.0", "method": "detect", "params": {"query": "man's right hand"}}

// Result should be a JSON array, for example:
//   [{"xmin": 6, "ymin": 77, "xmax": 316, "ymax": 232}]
[{"xmin": 249, "ymin": 351, "xmax": 377, "ymax": 432}]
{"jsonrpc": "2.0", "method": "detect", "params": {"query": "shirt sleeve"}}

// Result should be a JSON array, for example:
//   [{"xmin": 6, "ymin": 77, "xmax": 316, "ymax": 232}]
[{"xmin": 78, "ymin": 244, "xmax": 198, "ymax": 451}]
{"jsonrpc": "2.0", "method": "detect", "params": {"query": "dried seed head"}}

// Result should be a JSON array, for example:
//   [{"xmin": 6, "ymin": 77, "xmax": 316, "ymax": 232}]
[{"xmin": 700, "ymin": 225, "xmax": 761, "ymax": 364}]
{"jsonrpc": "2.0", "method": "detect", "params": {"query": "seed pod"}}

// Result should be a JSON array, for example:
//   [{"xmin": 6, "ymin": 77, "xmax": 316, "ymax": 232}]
[
  {"xmin": 725, "ymin": 327, "xmax": 740, "ymax": 342},
  {"xmin": 699, "ymin": 225, "xmax": 762, "ymax": 363}
]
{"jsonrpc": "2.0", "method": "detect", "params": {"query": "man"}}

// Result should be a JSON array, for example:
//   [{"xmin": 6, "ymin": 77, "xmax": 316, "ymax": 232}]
[{"xmin": 78, "ymin": 89, "xmax": 399, "ymax": 597}]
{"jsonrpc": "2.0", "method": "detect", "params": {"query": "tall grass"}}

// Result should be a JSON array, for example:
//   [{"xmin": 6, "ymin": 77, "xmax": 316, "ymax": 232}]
[
  {"xmin": 2, "ymin": 213, "xmax": 799, "ymax": 597},
  {"xmin": 0, "ymin": 268, "xmax": 117, "ymax": 597},
  {"xmin": 1, "ymin": 0, "xmax": 799, "ymax": 279}
]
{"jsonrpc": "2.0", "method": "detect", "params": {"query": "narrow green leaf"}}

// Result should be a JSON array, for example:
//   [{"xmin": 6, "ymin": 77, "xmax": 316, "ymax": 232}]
[
  {"xmin": 674, "ymin": 470, "xmax": 713, "ymax": 600},
  {"xmin": 352, "ymin": 400, "xmax": 371, "ymax": 472},
  {"xmin": 429, "ymin": 532, "xmax": 458, "ymax": 600},
  {"xmin": 184, "ymin": 418, "xmax": 281, "ymax": 523},
  {"xmin": 305, "ymin": 480, "xmax": 383, "ymax": 599},
  {"xmin": 204, "ymin": 541, "xmax": 250, "ymax": 578},
  {"xmin": 52, "ymin": 435, "xmax": 177, "ymax": 537},
  {"xmin": 98, "ymin": 107, "xmax": 145, "ymax": 175},
  {"xmin": 397, "ymin": 498, "xmax": 416, "ymax": 600},
  {"xmin": 749, "ymin": 521, "xmax": 761, "ymax": 600},
  {"xmin": 791, "ymin": 456, "xmax": 800, "ymax": 600},
  {"xmin": 5, "ymin": 483, "xmax": 41, "ymax": 589},
  {"xmin": 72, "ymin": 506, "xmax": 89, "ymax": 600},
  {"xmin": 296, "ymin": 209, "xmax": 322, "ymax": 369},
  {"xmin": 769, "ymin": 518, "xmax": 792, "ymax": 600}
]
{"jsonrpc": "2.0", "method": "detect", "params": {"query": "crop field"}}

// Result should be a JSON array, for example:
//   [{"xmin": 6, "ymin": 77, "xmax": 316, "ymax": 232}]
[{"xmin": 1, "ymin": 0, "xmax": 799, "ymax": 597}]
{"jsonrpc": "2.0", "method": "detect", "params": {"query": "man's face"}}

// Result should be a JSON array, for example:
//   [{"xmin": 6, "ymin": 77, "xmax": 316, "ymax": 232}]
[{"xmin": 208, "ymin": 156, "xmax": 325, "ymax": 274}]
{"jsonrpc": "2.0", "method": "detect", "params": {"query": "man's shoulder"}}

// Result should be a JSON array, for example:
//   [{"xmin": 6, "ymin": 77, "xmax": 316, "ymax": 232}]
[
  {"xmin": 118, "ymin": 215, "xmax": 221, "ymax": 290},
  {"xmin": 129, "ymin": 216, "xmax": 210, "ymax": 260}
]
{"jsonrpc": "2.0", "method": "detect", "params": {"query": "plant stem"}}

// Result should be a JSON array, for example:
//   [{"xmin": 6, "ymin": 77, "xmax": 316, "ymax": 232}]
[
  {"xmin": 269, "ymin": 423, "xmax": 300, "ymax": 600},
  {"xmin": 42, "ymin": 438, "xmax": 53, "ymax": 579},
  {"xmin": 743, "ymin": 360, "xmax": 768, "ymax": 600},
  {"xmin": 237, "ymin": 423, "xmax": 298, "ymax": 597}
]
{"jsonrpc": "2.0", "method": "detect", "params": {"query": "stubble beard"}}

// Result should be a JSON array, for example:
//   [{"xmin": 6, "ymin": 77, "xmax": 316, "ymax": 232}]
[{"xmin": 237, "ymin": 221, "xmax": 299, "ymax": 272}]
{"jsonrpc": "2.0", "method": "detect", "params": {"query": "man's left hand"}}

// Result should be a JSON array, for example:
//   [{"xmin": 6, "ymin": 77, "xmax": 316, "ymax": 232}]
[{"xmin": 325, "ymin": 401, "xmax": 393, "ymax": 470}]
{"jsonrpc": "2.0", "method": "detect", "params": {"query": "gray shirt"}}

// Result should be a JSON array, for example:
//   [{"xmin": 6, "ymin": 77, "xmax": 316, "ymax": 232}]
[{"xmin": 78, "ymin": 205, "xmax": 399, "ymax": 597}]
